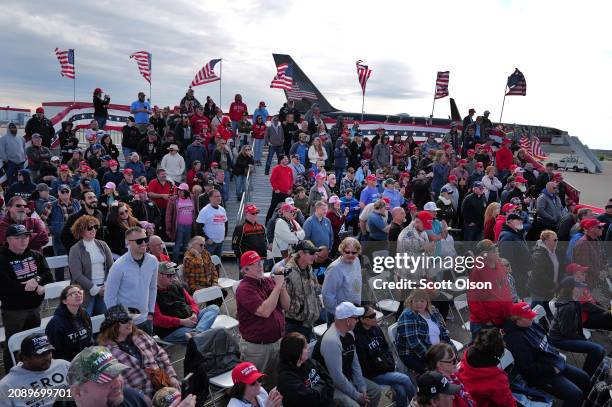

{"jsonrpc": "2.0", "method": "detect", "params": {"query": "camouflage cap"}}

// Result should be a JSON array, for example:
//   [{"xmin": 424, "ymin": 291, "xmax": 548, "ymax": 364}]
[
  {"xmin": 152, "ymin": 387, "xmax": 181, "ymax": 407},
  {"xmin": 67, "ymin": 346, "xmax": 129, "ymax": 385}
]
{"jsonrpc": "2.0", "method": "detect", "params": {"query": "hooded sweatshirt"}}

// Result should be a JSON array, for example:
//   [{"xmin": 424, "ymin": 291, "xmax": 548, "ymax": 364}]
[
  {"xmin": 45, "ymin": 303, "xmax": 93, "ymax": 361},
  {"xmin": 0, "ymin": 359, "xmax": 71, "ymax": 406},
  {"xmin": 457, "ymin": 347, "xmax": 516, "ymax": 407},
  {"xmin": 277, "ymin": 359, "xmax": 335, "ymax": 407},
  {"xmin": 0, "ymin": 124, "xmax": 26, "ymax": 163},
  {"xmin": 4, "ymin": 170, "xmax": 36, "ymax": 202},
  {"xmin": 0, "ymin": 246, "xmax": 53, "ymax": 310}
]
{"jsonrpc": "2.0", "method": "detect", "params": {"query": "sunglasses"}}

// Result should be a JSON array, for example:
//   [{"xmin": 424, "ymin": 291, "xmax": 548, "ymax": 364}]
[
  {"xmin": 118, "ymin": 318, "xmax": 131, "ymax": 324},
  {"xmin": 86, "ymin": 225, "xmax": 99, "ymax": 231},
  {"xmin": 440, "ymin": 357, "xmax": 458, "ymax": 364},
  {"xmin": 248, "ymin": 379, "xmax": 262, "ymax": 386},
  {"xmin": 13, "ymin": 204, "xmax": 28, "ymax": 208},
  {"xmin": 344, "ymin": 250, "xmax": 358, "ymax": 255},
  {"xmin": 67, "ymin": 289, "xmax": 84, "ymax": 297},
  {"xmin": 129, "ymin": 237, "xmax": 150, "ymax": 245},
  {"xmin": 362, "ymin": 313, "xmax": 377, "ymax": 319},
  {"xmin": 60, "ymin": 190, "xmax": 70, "ymax": 194}
]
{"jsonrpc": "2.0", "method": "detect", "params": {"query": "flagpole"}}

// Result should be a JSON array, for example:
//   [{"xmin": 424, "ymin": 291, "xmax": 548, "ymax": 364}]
[
  {"xmin": 499, "ymin": 87, "xmax": 507, "ymax": 123},
  {"xmin": 361, "ymin": 90, "xmax": 365, "ymax": 121},
  {"xmin": 430, "ymin": 81, "xmax": 437, "ymax": 123},
  {"xmin": 149, "ymin": 81, "xmax": 152, "ymax": 104},
  {"xmin": 219, "ymin": 59, "xmax": 222, "ymax": 109},
  {"xmin": 73, "ymin": 50, "xmax": 76, "ymax": 105}
]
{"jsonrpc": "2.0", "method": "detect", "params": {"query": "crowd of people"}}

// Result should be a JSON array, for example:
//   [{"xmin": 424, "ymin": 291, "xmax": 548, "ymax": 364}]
[{"xmin": 0, "ymin": 86, "xmax": 611, "ymax": 406}]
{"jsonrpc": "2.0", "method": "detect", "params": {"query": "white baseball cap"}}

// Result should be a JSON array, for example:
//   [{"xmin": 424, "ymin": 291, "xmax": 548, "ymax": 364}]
[
  {"xmin": 335, "ymin": 302, "xmax": 365, "ymax": 319},
  {"xmin": 424, "ymin": 202, "xmax": 440, "ymax": 211},
  {"xmin": 285, "ymin": 197, "xmax": 295, "ymax": 205}
]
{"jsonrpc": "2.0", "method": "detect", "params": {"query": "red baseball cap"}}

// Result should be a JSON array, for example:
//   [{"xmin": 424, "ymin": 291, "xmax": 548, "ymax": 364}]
[
  {"xmin": 416, "ymin": 211, "xmax": 434, "ymax": 230},
  {"xmin": 475, "ymin": 143, "xmax": 483, "ymax": 149},
  {"xmin": 501, "ymin": 203, "xmax": 517, "ymax": 214},
  {"xmin": 443, "ymin": 143, "xmax": 451, "ymax": 149},
  {"xmin": 59, "ymin": 164, "xmax": 70, "ymax": 172},
  {"xmin": 510, "ymin": 302, "xmax": 537, "ymax": 320},
  {"xmin": 108, "ymin": 160, "xmax": 118, "ymax": 167},
  {"xmin": 94, "ymin": 87, "xmax": 102, "ymax": 93},
  {"xmin": 79, "ymin": 166, "xmax": 91, "ymax": 173},
  {"xmin": 509, "ymin": 164, "xmax": 518, "ymax": 172},
  {"xmin": 580, "ymin": 218, "xmax": 605, "ymax": 230},
  {"xmin": 458, "ymin": 159, "xmax": 468, "ymax": 165},
  {"xmin": 475, "ymin": 162, "xmax": 484, "ymax": 168},
  {"xmin": 467, "ymin": 149, "xmax": 475, "ymax": 155},
  {"xmin": 366, "ymin": 174, "xmax": 377, "ymax": 182},
  {"xmin": 315, "ymin": 173, "xmax": 326, "ymax": 180},
  {"xmin": 240, "ymin": 251, "xmax": 261, "ymax": 268},
  {"xmin": 448, "ymin": 175, "xmax": 457, "ymax": 182},
  {"xmin": 123, "ymin": 168, "xmax": 134, "ymax": 175},
  {"xmin": 566, "ymin": 263, "xmax": 589, "ymax": 275},
  {"xmin": 469, "ymin": 108, "xmax": 476, "ymax": 114},
  {"xmin": 407, "ymin": 203, "xmax": 417, "ymax": 211},
  {"xmin": 244, "ymin": 204, "xmax": 259, "ymax": 214},
  {"xmin": 281, "ymin": 203, "xmax": 296, "ymax": 213},
  {"xmin": 502, "ymin": 138, "xmax": 512, "ymax": 145},
  {"xmin": 553, "ymin": 172, "xmax": 563, "ymax": 180},
  {"xmin": 231, "ymin": 362, "xmax": 265, "ymax": 385},
  {"xmin": 210, "ymin": 162, "xmax": 219, "ymax": 167},
  {"xmin": 132, "ymin": 184, "xmax": 147, "ymax": 194},
  {"xmin": 36, "ymin": 107, "xmax": 44, "ymax": 113},
  {"xmin": 514, "ymin": 176, "xmax": 527, "ymax": 183}
]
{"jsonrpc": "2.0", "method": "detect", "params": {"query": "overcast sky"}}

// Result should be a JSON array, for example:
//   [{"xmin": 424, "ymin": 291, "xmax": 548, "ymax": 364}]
[{"xmin": 2, "ymin": 0, "xmax": 612, "ymax": 148}]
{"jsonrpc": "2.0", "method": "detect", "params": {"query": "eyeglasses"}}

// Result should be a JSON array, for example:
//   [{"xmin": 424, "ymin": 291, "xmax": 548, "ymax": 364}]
[
  {"xmin": 12, "ymin": 204, "xmax": 28, "ymax": 208},
  {"xmin": 343, "ymin": 250, "xmax": 358, "ymax": 255},
  {"xmin": 362, "ymin": 314, "xmax": 377, "ymax": 319},
  {"xmin": 129, "ymin": 237, "xmax": 150, "ymax": 245},
  {"xmin": 60, "ymin": 190, "xmax": 70, "ymax": 194},
  {"xmin": 86, "ymin": 225, "xmax": 99, "ymax": 231},
  {"xmin": 67, "ymin": 290, "xmax": 84, "ymax": 297},
  {"xmin": 248, "ymin": 379, "xmax": 262, "ymax": 386},
  {"xmin": 118, "ymin": 318, "xmax": 131, "ymax": 324}
]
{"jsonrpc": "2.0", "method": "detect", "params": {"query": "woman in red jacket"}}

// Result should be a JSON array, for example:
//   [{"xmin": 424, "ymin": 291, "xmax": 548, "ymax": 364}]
[{"xmin": 457, "ymin": 328, "xmax": 516, "ymax": 407}]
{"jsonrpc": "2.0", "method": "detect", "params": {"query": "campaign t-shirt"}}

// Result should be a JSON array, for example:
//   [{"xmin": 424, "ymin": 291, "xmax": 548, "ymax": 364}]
[
  {"xmin": 196, "ymin": 204, "xmax": 227, "ymax": 243},
  {"xmin": 0, "ymin": 359, "xmax": 70, "ymax": 407}
]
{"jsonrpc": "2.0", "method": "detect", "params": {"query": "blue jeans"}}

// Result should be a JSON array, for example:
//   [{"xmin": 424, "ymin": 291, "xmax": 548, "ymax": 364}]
[
  {"xmin": 94, "ymin": 116, "xmax": 107, "ymax": 131},
  {"xmin": 334, "ymin": 168, "xmax": 344, "ymax": 183},
  {"xmin": 265, "ymin": 145, "xmax": 284, "ymax": 173},
  {"xmin": 551, "ymin": 338, "xmax": 605, "ymax": 377},
  {"xmin": 231, "ymin": 121, "xmax": 239, "ymax": 136},
  {"xmin": 173, "ymin": 224, "xmax": 192, "ymax": 263},
  {"xmin": 531, "ymin": 364, "xmax": 590, "ymax": 407},
  {"xmin": 86, "ymin": 294, "xmax": 107, "ymax": 317},
  {"xmin": 221, "ymin": 170, "xmax": 231, "ymax": 202},
  {"xmin": 162, "ymin": 306, "xmax": 220, "ymax": 345},
  {"xmin": 254, "ymin": 139, "xmax": 264, "ymax": 162},
  {"xmin": 4, "ymin": 161, "xmax": 24, "ymax": 185},
  {"xmin": 207, "ymin": 241, "xmax": 223, "ymax": 258},
  {"xmin": 235, "ymin": 175, "xmax": 246, "ymax": 199},
  {"xmin": 371, "ymin": 371, "xmax": 416, "ymax": 407}
]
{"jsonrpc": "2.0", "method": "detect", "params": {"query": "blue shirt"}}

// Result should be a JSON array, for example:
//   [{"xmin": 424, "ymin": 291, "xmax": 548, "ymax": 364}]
[
  {"xmin": 303, "ymin": 215, "xmax": 333, "ymax": 249},
  {"xmin": 130, "ymin": 100, "xmax": 151, "ymax": 124},
  {"xmin": 360, "ymin": 186, "xmax": 380, "ymax": 205},
  {"xmin": 253, "ymin": 108, "xmax": 269, "ymax": 124},
  {"xmin": 367, "ymin": 212, "xmax": 388, "ymax": 241}
]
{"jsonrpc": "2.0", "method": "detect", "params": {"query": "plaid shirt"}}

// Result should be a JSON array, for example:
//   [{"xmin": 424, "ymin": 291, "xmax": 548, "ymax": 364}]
[
  {"xmin": 183, "ymin": 248, "xmax": 219, "ymax": 293},
  {"xmin": 396, "ymin": 307, "xmax": 451, "ymax": 358},
  {"xmin": 105, "ymin": 332, "xmax": 178, "ymax": 398}
]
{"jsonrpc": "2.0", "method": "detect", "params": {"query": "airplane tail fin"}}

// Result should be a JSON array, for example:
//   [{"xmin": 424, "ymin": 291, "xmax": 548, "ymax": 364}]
[
  {"xmin": 449, "ymin": 98, "xmax": 461, "ymax": 122},
  {"xmin": 272, "ymin": 54, "xmax": 337, "ymax": 113}
]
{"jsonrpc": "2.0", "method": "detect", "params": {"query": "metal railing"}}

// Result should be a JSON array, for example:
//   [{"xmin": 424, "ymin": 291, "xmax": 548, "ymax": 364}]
[{"xmin": 236, "ymin": 166, "xmax": 254, "ymax": 224}]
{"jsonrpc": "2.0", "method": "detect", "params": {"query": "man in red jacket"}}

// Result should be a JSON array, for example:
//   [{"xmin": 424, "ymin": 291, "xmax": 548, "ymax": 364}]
[
  {"xmin": 265, "ymin": 155, "xmax": 294, "ymax": 223},
  {"xmin": 229, "ymin": 93, "xmax": 248, "ymax": 136},
  {"xmin": 495, "ymin": 139, "xmax": 514, "ymax": 180},
  {"xmin": 467, "ymin": 239, "xmax": 513, "ymax": 340},
  {"xmin": 153, "ymin": 262, "xmax": 219, "ymax": 345},
  {"xmin": 0, "ymin": 196, "xmax": 49, "ymax": 252},
  {"xmin": 190, "ymin": 105, "xmax": 211, "ymax": 137}
]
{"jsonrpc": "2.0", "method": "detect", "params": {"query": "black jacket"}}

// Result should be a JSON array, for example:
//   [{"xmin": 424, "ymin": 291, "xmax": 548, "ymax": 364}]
[
  {"xmin": 45, "ymin": 303, "xmax": 93, "ymax": 361},
  {"xmin": 233, "ymin": 153, "xmax": 253, "ymax": 176},
  {"xmin": 498, "ymin": 224, "xmax": 532, "ymax": 283},
  {"xmin": 231, "ymin": 220, "xmax": 267, "ymax": 258},
  {"xmin": 549, "ymin": 301, "xmax": 585, "ymax": 342},
  {"xmin": 137, "ymin": 138, "xmax": 161, "ymax": 166},
  {"xmin": 122, "ymin": 125, "xmax": 142, "ymax": 149},
  {"xmin": 277, "ymin": 359, "xmax": 335, "ymax": 407},
  {"xmin": 25, "ymin": 115, "xmax": 55, "ymax": 148},
  {"xmin": 130, "ymin": 199, "xmax": 161, "ymax": 225},
  {"xmin": 0, "ymin": 247, "xmax": 53, "ymax": 310},
  {"xmin": 93, "ymin": 96, "xmax": 109, "ymax": 119},
  {"xmin": 528, "ymin": 243, "xmax": 558, "ymax": 299},
  {"xmin": 461, "ymin": 192, "xmax": 487, "ymax": 228},
  {"xmin": 353, "ymin": 323, "xmax": 395, "ymax": 378}
]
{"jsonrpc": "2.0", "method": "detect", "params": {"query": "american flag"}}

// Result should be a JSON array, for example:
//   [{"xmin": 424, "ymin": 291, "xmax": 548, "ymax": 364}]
[
  {"xmin": 54, "ymin": 48, "xmax": 75, "ymax": 79},
  {"xmin": 270, "ymin": 63, "xmax": 293, "ymax": 90},
  {"xmin": 286, "ymin": 82, "xmax": 317, "ymax": 101},
  {"xmin": 12, "ymin": 258, "xmax": 38, "ymax": 278},
  {"xmin": 191, "ymin": 58, "xmax": 221, "ymax": 86},
  {"xmin": 506, "ymin": 68, "xmax": 526, "ymax": 96},
  {"xmin": 434, "ymin": 71, "xmax": 449, "ymax": 99},
  {"xmin": 520, "ymin": 135, "xmax": 547, "ymax": 160},
  {"xmin": 130, "ymin": 51, "xmax": 152, "ymax": 83},
  {"xmin": 356, "ymin": 60, "xmax": 372, "ymax": 95}
]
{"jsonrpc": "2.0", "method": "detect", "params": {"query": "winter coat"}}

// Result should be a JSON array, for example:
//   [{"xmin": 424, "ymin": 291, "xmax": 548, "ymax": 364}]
[
  {"xmin": 277, "ymin": 359, "xmax": 335, "ymax": 407},
  {"xmin": 68, "ymin": 238, "xmax": 113, "ymax": 303},
  {"xmin": 49, "ymin": 199, "xmax": 81, "ymax": 237},
  {"xmin": 333, "ymin": 139, "xmax": 350, "ymax": 170},
  {"xmin": 498, "ymin": 224, "xmax": 532, "ymax": 287},
  {"xmin": 528, "ymin": 241, "xmax": 559, "ymax": 299},
  {"xmin": 372, "ymin": 142, "xmax": 391, "ymax": 169},
  {"xmin": 354, "ymin": 323, "xmax": 395, "ymax": 378},
  {"xmin": 467, "ymin": 259, "xmax": 512, "ymax": 327},
  {"xmin": 25, "ymin": 115, "xmax": 55, "ymax": 147},
  {"xmin": 45, "ymin": 303, "xmax": 93, "ymax": 361},
  {"xmin": 233, "ymin": 153, "xmax": 253, "ymax": 176},
  {"xmin": 549, "ymin": 301, "xmax": 586, "ymax": 342},
  {"xmin": 536, "ymin": 190, "xmax": 562, "ymax": 227}
]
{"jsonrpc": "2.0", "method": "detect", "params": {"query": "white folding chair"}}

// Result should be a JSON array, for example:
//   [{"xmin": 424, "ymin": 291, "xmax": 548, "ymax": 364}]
[
  {"xmin": 208, "ymin": 370, "xmax": 234, "ymax": 402},
  {"xmin": 91, "ymin": 315, "xmax": 105, "ymax": 335},
  {"xmin": 192, "ymin": 286, "xmax": 238, "ymax": 330},
  {"xmin": 368, "ymin": 277, "xmax": 400, "ymax": 316},
  {"xmin": 8, "ymin": 326, "xmax": 45, "ymax": 366},
  {"xmin": 532, "ymin": 305, "xmax": 546, "ymax": 325},
  {"xmin": 451, "ymin": 339, "xmax": 464, "ymax": 353},
  {"xmin": 314, "ymin": 323, "xmax": 327, "ymax": 338},
  {"xmin": 42, "ymin": 280, "xmax": 71, "ymax": 312},
  {"xmin": 498, "ymin": 348, "xmax": 514, "ymax": 370},
  {"xmin": 452, "ymin": 293, "xmax": 471, "ymax": 332},
  {"xmin": 211, "ymin": 255, "xmax": 237, "ymax": 290},
  {"xmin": 46, "ymin": 255, "xmax": 68, "ymax": 269}
]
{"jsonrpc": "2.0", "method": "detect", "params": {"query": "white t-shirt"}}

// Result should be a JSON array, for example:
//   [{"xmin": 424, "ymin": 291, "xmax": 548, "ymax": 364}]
[
  {"xmin": 196, "ymin": 204, "xmax": 227, "ymax": 243},
  {"xmin": 227, "ymin": 388, "xmax": 269, "ymax": 407},
  {"xmin": 83, "ymin": 239, "xmax": 106, "ymax": 287},
  {"xmin": 424, "ymin": 315, "xmax": 441, "ymax": 345}
]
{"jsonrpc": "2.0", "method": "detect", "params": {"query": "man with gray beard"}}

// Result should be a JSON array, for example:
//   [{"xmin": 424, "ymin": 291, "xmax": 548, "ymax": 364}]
[{"xmin": 0, "ymin": 196, "xmax": 49, "ymax": 252}]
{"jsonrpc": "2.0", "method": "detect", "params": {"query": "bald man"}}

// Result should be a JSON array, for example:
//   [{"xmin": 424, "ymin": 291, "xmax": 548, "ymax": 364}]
[
  {"xmin": 148, "ymin": 235, "xmax": 170, "ymax": 262},
  {"xmin": 388, "ymin": 207, "xmax": 406, "ymax": 242}
]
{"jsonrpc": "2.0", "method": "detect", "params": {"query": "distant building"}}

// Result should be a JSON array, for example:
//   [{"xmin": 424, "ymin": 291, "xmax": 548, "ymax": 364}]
[{"xmin": 0, "ymin": 106, "xmax": 31, "ymax": 126}]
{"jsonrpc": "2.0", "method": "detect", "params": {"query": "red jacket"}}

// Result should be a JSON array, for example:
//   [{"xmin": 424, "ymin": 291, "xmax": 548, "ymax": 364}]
[
  {"xmin": 467, "ymin": 259, "xmax": 512, "ymax": 327},
  {"xmin": 190, "ymin": 114, "xmax": 211, "ymax": 136},
  {"xmin": 457, "ymin": 350, "xmax": 516, "ymax": 407},
  {"xmin": 229, "ymin": 102, "xmax": 248, "ymax": 122},
  {"xmin": 252, "ymin": 123, "xmax": 266, "ymax": 140},
  {"xmin": 484, "ymin": 217, "xmax": 496, "ymax": 241},
  {"xmin": 0, "ymin": 216, "xmax": 49, "ymax": 252},
  {"xmin": 270, "ymin": 165, "xmax": 293, "ymax": 194},
  {"xmin": 495, "ymin": 147, "xmax": 513, "ymax": 172},
  {"xmin": 493, "ymin": 214, "xmax": 506, "ymax": 241}
]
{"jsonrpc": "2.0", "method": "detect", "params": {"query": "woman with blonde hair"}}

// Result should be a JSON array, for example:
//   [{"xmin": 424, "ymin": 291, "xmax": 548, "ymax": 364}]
[
  {"xmin": 395, "ymin": 289, "xmax": 454, "ymax": 374},
  {"xmin": 98, "ymin": 304, "xmax": 180, "ymax": 398},
  {"xmin": 69, "ymin": 215, "xmax": 113, "ymax": 316},
  {"xmin": 308, "ymin": 137, "xmax": 328, "ymax": 167},
  {"xmin": 483, "ymin": 202, "xmax": 501, "ymax": 241}
]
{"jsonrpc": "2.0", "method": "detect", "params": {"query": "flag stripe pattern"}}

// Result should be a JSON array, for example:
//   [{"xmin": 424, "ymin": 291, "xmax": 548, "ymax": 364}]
[
  {"xmin": 506, "ymin": 68, "xmax": 527, "ymax": 96},
  {"xmin": 287, "ymin": 83, "xmax": 317, "ymax": 101},
  {"xmin": 520, "ymin": 135, "xmax": 547, "ymax": 160},
  {"xmin": 356, "ymin": 60, "xmax": 372, "ymax": 95},
  {"xmin": 130, "ymin": 51, "xmax": 152, "ymax": 83},
  {"xmin": 434, "ymin": 71, "xmax": 449, "ymax": 99},
  {"xmin": 55, "ymin": 48, "xmax": 75, "ymax": 79},
  {"xmin": 270, "ymin": 63, "xmax": 293, "ymax": 90},
  {"xmin": 191, "ymin": 59, "xmax": 222, "ymax": 86}
]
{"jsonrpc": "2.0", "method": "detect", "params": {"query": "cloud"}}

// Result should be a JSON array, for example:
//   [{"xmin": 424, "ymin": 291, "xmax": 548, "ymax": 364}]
[{"xmin": 1, "ymin": 0, "xmax": 612, "ymax": 148}]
